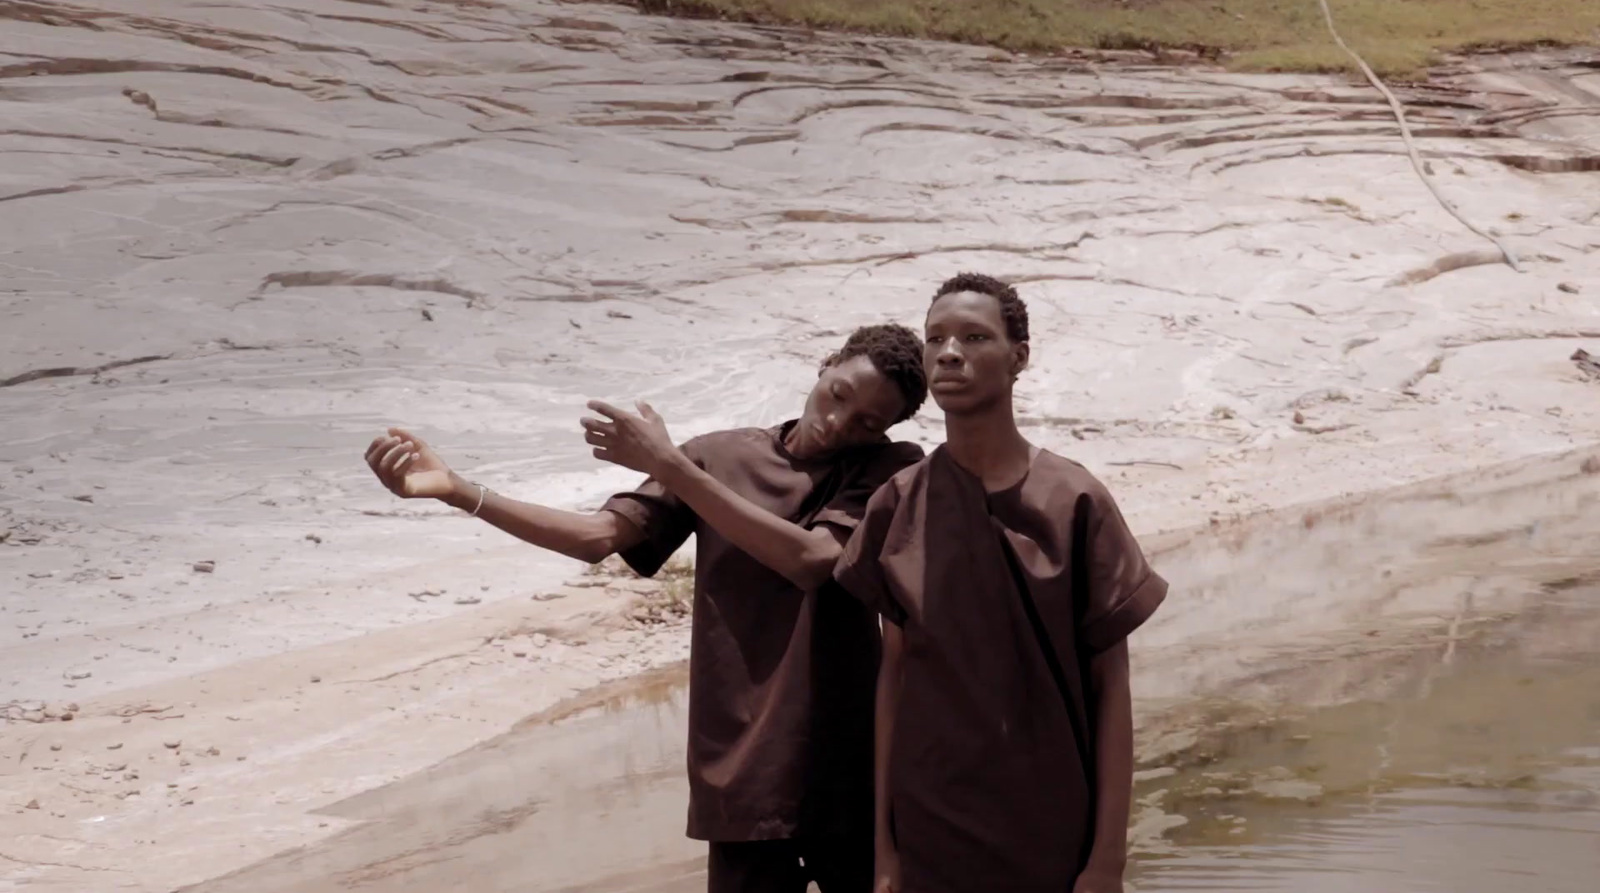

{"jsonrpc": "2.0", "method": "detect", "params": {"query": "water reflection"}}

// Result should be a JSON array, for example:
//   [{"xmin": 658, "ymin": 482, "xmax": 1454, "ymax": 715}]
[{"xmin": 1129, "ymin": 588, "xmax": 1600, "ymax": 892}]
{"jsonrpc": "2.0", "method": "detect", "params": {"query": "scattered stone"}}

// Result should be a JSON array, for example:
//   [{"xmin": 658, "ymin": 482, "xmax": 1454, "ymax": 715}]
[
  {"xmin": 50, "ymin": 744, "xmax": 61, "ymax": 752},
  {"xmin": 1583, "ymin": 457, "xmax": 1600, "ymax": 475},
  {"xmin": 511, "ymin": 650, "xmax": 528, "ymax": 658},
  {"xmin": 63, "ymin": 670, "xmax": 92, "ymax": 681},
  {"xmin": 421, "ymin": 308, "xmax": 435, "ymax": 322},
  {"xmin": 25, "ymin": 799, "xmax": 39, "ymax": 810},
  {"xmin": 531, "ymin": 634, "xmax": 550, "ymax": 648},
  {"xmin": 163, "ymin": 740, "xmax": 181, "ymax": 749},
  {"xmin": 73, "ymin": 494, "xmax": 94, "ymax": 503},
  {"xmin": 204, "ymin": 746, "xmax": 220, "ymax": 757},
  {"xmin": 180, "ymin": 798, "xmax": 194, "ymax": 806},
  {"xmin": 1251, "ymin": 777, "xmax": 1324, "ymax": 802},
  {"xmin": 107, "ymin": 743, "xmax": 123, "ymax": 750},
  {"xmin": 192, "ymin": 561, "xmax": 215, "ymax": 574},
  {"xmin": 1292, "ymin": 410, "xmax": 1305, "ymax": 425},
  {"xmin": 305, "ymin": 534, "xmax": 323, "ymax": 544},
  {"xmin": 1557, "ymin": 282, "xmax": 1580, "ymax": 294},
  {"xmin": 108, "ymin": 762, "xmax": 127, "ymax": 772},
  {"xmin": 310, "ymin": 675, "xmax": 322, "ymax": 684},
  {"xmin": 454, "ymin": 596, "xmax": 482, "ymax": 606},
  {"xmin": 179, "ymin": 758, "xmax": 191, "ymax": 768},
  {"xmin": 1572, "ymin": 349, "xmax": 1600, "ymax": 381},
  {"xmin": 531, "ymin": 592, "xmax": 567, "ymax": 602}
]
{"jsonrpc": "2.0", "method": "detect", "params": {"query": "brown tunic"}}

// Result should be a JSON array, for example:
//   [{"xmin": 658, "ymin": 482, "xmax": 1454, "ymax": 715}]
[
  {"xmin": 834, "ymin": 446, "xmax": 1167, "ymax": 893},
  {"xmin": 603, "ymin": 422, "xmax": 924, "ymax": 842}
]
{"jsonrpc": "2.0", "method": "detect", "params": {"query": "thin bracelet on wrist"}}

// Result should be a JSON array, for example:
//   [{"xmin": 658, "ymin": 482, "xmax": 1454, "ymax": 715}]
[{"xmin": 469, "ymin": 482, "xmax": 487, "ymax": 517}]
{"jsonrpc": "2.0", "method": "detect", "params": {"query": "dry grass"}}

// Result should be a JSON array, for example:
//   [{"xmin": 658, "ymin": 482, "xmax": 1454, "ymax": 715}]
[{"xmin": 627, "ymin": 0, "xmax": 1600, "ymax": 77}]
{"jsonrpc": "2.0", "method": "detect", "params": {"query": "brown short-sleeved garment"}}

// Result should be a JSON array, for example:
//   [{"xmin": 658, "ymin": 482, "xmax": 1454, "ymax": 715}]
[
  {"xmin": 602, "ymin": 421, "xmax": 924, "ymax": 843},
  {"xmin": 835, "ymin": 446, "xmax": 1167, "ymax": 893}
]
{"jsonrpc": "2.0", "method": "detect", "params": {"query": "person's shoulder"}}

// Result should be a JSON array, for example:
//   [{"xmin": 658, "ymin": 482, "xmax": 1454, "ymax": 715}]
[
  {"xmin": 863, "ymin": 439, "xmax": 926, "ymax": 473},
  {"xmin": 1032, "ymin": 449, "xmax": 1119, "ymax": 507},
  {"xmin": 681, "ymin": 426, "xmax": 767, "ymax": 457}
]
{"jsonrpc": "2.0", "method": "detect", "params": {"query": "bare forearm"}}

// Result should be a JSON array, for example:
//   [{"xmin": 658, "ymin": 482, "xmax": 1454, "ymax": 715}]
[
  {"xmin": 440, "ymin": 473, "xmax": 637, "ymax": 564},
  {"xmin": 875, "ymin": 624, "xmax": 904, "ymax": 858},
  {"xmin": 1085, "ymin": 640, "xmax": 1135, "ymax": 875},
  {"xmin": 655, "ymin": 452, "xmax": 839, "ymax": 590}
]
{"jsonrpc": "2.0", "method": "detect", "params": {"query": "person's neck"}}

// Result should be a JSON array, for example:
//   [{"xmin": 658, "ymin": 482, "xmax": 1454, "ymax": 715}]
[
  {"xmin": 943, "ymin": 400, "xmax": 1033, "ymax": 491},
  {"xmin": 782, "ymin": 418, "xmax": 826, "ymax": 462}
]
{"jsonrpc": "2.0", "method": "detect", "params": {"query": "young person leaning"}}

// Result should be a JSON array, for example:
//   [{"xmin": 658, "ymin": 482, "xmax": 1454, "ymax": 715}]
[
  {"xmin": 835, "ymin": 275, "xmax": 1168, "ymax": 893},
  {"xmin": 366, "ymin": 324, "xmax": 929, "ymax": 893}
]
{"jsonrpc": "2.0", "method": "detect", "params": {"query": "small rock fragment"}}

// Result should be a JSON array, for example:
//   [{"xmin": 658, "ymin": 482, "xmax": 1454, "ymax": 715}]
[
  {"xmin": 107, "ymin": 743, "xmax": 123, "ymax": 750},
  {"xmin": 310, "ymin": 675, "xmax": 321, "ymax": 684},
  {"xmin": 305, "ymin": 533, "xmax": 322, "ymax": 544},
  {"xmin": 163, "ymin": 740, "xmax": 181, "ymax": 749},
  {"xmin": 192, "ymin": 561, "xmax": 215, "ymax": 574},
  {"xmin": 454, "ymin": 596, "xmax": 482, "ymax": 606},
  {"xmin": 25, "ymin": 799, "xmax": 40, "ymax": 809},
  {"xmin": 1557, "ymin": 282, "xmax": 1580, "ymax": 294},
  {"xmin": 73, "ymin": 494, "xmax": 95, "ymax": 503},
  {"xmin": 1292, "ymin": 410, "xmax": 1305, "ymax": 425}
]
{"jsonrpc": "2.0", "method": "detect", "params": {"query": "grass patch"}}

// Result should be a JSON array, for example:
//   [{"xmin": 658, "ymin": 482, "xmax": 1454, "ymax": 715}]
[{"xmin": 625, "ymin": 0, "xmax": 1600, "ymax": 78}]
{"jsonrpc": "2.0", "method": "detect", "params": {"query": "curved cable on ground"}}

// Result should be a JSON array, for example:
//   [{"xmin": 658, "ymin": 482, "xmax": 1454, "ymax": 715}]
[{"xmin": 1315, "ymin": 0, "xmax": 1523, "ymax": 272}]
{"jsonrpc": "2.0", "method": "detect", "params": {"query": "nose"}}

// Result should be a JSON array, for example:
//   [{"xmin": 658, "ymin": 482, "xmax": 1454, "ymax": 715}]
[
  {"xmin": 936, "ymin": 337, "xmax": 963, "ymax": 366},
  {"xmin": 820, "ymin": 409, "xmax": 843, "ymax": 440}
]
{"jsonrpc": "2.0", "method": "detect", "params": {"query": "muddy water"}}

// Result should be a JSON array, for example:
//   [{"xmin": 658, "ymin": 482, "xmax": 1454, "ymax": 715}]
[{"xmin": 1128, "ymin": 585, "xmax": 1600, "ymax": 892}]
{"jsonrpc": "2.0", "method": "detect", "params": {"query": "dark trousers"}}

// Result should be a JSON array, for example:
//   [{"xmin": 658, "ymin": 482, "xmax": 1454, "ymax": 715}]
[{"xmin": 707, "ymin": 834, "xmax": 873, "ymax": 893}]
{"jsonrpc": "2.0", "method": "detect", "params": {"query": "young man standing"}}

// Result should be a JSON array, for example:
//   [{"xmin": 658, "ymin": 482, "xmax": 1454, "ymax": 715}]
[
  {"xmin": 834, "ymin": 276, "xmax": 1168, "ymax": 893},
  {"xmin": 365, "ymin": 324, "xmax": 928, "ymax": 893}
]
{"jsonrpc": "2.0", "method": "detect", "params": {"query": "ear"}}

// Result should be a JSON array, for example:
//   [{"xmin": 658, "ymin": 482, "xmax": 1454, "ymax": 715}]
[{"xmin": 1011, "ymin": 341, "xmax": 1031, "ymax": 380}]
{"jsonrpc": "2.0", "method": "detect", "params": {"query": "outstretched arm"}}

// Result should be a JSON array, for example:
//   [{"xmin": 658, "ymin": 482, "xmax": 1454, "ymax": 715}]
[
  {"xmin": 1074, "ymin": 640, "xmax": 1135, "ymax": 893},
  {"xmin": 366, "ymin": 429, "xmax": 644, "ymax": 564},
  {"xmin": 583, "ymin": 402, "xmax": 841, "ymax": 590}
]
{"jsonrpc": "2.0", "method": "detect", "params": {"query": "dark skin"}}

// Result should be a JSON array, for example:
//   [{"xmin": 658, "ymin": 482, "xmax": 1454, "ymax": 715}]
[
  {"xmin": 363, "ymin": 353, "xmax": 908, "ymax": 589},
  {"xmin": 872, "ymin": 290, "xmax": 1135, "ymax": 893}
]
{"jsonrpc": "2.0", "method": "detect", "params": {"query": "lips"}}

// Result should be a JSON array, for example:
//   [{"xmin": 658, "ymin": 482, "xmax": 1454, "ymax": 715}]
[{"xmin": 930, "ymin": 375, "xmax": 969, "ymax": 389}]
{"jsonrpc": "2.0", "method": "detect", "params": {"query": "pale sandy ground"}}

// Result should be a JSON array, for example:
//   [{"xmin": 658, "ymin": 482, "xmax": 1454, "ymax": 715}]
[{"xmin": 1, "ymin": 0, "xmax": 1598, "ymax": 889}]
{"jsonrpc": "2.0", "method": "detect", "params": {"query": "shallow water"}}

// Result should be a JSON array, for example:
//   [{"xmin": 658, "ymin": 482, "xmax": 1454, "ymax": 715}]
[{"xmin": 1128, "ymin": 586, "xmax": 1600, "ymax": 892}]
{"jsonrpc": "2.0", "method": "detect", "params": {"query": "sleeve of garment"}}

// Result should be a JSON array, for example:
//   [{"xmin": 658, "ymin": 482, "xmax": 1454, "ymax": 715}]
[
  {"xmin": 1078, "ymin": 485, "xmax": 1168, "ymax": 656},
  {"xmin": 598, "ymin": 436, "xmax": 706, "ymax": 578},
  {"xmin": 812, "ymin": 441, "xmax": 925, "ymax": 538},
  {"xmin": 832, "ymin": 474, "xmax": 909, "ymax": 626}
]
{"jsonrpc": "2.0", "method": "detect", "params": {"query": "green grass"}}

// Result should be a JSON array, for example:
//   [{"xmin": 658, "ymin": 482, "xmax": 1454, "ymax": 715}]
[{"xmin": 627, "ymin": 0, "xmax": 1600, "ymax": 77}]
